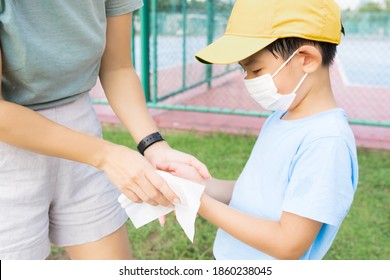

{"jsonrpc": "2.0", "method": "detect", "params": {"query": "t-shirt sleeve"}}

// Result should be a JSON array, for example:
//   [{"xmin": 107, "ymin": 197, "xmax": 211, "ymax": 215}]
[
  {"xmin": 105, "ymin": 0, "xmax": 143, "ymax": 17},
  {"xmin": 282, "ymin": 137, "xmax": 358, "ymax": 227}
]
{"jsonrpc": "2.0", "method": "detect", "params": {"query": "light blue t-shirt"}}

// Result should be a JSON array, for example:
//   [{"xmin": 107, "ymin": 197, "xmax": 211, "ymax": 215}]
[
  {"xmin": 213, "ymin": 109, "xmax": 359, "ymax": 260},
  {"xmin": 0, "ymin": 0, "xmax": 143, "ymax": 110}
]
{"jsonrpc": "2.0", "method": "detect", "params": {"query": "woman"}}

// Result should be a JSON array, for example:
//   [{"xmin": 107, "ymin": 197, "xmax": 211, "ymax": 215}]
[{"xmin": 0, "ymin": 0, "xmax": 209, "ymax": 260}]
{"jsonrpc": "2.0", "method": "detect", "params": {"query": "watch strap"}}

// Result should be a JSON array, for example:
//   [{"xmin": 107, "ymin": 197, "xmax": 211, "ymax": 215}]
[{"xmin": 137, "ymin": 132, "xmax": 164, "ymax": 155}]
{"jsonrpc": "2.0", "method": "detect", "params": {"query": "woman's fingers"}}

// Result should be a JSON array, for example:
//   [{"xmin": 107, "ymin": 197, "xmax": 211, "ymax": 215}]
[
  {"xmin": 101, "ymin": 144, "xmax": 178, "ymax": 206},
  {"xmin": 144, "ymin": 168, "xmax": 180, "ymax": 205}
]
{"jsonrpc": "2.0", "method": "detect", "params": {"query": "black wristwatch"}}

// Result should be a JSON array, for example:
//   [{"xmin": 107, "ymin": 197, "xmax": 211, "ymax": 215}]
[{"xmin": 137, "ymin": 132, "xmax": 165, "ymax": 155}]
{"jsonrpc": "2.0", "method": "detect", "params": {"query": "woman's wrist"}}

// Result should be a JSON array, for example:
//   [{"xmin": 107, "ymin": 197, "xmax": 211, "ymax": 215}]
[
  {"xmin": 91, "ymin": 138, "xmax": 117, "ymax": 170},
  {"xmin": 143, "ymin": 139, "xmax": 170, "ymax": 157},
  {"xmin": 137, "ymin": 132, "xmax": 165, "ymax": 155}
]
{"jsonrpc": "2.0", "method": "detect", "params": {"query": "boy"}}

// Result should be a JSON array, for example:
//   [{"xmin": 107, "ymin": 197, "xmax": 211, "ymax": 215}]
[{"xmin": 175, "ymin": 0, "xmax": 358, "ymax": 260}]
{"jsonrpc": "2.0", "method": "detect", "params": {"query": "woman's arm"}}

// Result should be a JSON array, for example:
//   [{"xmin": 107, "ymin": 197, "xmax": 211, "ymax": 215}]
[
  {"xmin": 98, "ymin": 13, "xmax": 161, "ymax": 145},
  {"xmin": 0, "ymin": 46, "xmax": 177, "ymax": 207},
  {"xmin": 98, "ymin": 13, "xmax": 210, "ymax": 203},
  {"xmin": 0, "ymin": 48, "xmax": 106, "ymax": 170},
  {"xmin": 199, "ymin": 194, "xmax": 322, "ymax": 259}
]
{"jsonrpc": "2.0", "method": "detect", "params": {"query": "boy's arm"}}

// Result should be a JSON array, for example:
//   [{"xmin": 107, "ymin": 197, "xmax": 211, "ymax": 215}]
[
  {"xmin": 156, "ymin": 161, "xmax": 236, "ymax": 204},
  {"xmin": 199, "ymin": 194, "xmax": 322, "ymax": 259},
  {"xmin": 203, "ymin": 178, "xmax": 235, "ymax": 204}
]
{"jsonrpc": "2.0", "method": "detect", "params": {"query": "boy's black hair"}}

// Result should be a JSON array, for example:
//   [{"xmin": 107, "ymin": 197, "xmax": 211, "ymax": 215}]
[{"xmin": 266, "ymin": 25, "xmax": 345, "ymax": 66}]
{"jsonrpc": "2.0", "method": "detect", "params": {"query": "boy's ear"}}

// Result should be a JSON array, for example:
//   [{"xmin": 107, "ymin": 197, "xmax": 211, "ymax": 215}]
[{"xmin": 297, "ymin": 45, "xmax": 322, "ymax": 74}]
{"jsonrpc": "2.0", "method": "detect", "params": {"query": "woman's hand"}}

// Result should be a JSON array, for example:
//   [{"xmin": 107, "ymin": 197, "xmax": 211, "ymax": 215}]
[
  {"xmin": 97, "ymin": 141, "xmax": 179, "ymax": 207},
  {"xmin": 144, "ymin": 141, "xmax": 211, "ymax": 182}
]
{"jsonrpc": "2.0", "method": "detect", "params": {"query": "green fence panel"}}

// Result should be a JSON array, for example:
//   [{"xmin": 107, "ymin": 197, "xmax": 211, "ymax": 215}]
[{"xmin": 93, "ymin": 3, "xmax": 390, "ymax": 128}]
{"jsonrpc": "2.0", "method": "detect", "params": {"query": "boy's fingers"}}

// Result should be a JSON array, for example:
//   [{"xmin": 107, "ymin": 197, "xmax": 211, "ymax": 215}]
[
  {"xmin": 158, "ymin": 216, "xmax": 166, "ymax": 226},
  {"xmin": 187, "ymin": 156, "xmax": 211, "ymax": 179}
]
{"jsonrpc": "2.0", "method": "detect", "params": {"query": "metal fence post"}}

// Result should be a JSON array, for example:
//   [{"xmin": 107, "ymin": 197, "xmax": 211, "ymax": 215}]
[
  {"xmin": 140, "ymin": 0, "xmax": 150, "ymax": 102},
  {"xmin": 151, "ymin": 0, "xmax": 158, "ymax": 104},
  {"xmin": 206, "ymin": 0, "xmax": 215, "ymax": 88},
  {"xmin": 182, "ymin": 0, "xmax": 188, "ymax": 89}
]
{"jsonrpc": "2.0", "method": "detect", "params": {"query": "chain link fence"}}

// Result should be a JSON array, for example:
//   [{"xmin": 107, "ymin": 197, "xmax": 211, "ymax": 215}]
[{"xmin": 92, "ymin": 0, "xmax": 390, "ymax": 128}]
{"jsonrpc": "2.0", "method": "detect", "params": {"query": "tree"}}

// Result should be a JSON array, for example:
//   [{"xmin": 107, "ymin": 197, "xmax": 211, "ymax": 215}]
[
  {"xmin": 358, "ymin": 1, "xmax": 384, "ymax": 12},
  {"xmin": 385, "ymin": 0, "xmax": 390, "ymax": 11},
  {"xmin": 157, "ymin": 0, "xmax": 182, "ymax": 12}
]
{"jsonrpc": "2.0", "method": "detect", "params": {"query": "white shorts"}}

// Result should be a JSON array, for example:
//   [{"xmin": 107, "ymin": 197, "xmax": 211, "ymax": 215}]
[{"xmin": 0, "ymin": 93, "xmax": 128, "ymax": 259}]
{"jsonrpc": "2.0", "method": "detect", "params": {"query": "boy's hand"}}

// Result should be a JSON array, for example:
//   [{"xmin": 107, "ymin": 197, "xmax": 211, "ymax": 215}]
[
  {"xmin": 156, "ymin": 162, "xmax": 208, "ymax": 227},
  {"xmin": 142, "ymin": 143, "xmax": 210, "ymax": 226},
  {"xmin": 144, "ymin": 141, "xmax": 211, "ymax": 182},
  {"xmin": 157, "ymin": 162, "xmax": 207, "ymax": 184}
]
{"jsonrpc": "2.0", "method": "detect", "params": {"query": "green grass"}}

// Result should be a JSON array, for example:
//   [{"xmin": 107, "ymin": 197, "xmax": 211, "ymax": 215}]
[{"xmin": 49, "ymin": 126, "xmax": 390, "ymax": 260}]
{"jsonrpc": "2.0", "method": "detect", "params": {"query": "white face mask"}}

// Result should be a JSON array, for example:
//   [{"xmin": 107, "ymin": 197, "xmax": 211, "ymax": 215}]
[{"xmin": 243, "ymin": 49, "xmax": 308, "ymax": 111}]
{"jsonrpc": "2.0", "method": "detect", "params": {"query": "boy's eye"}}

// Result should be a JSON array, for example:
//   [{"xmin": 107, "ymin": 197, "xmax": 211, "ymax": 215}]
[{"xmin": 253, "ymin": 69, "xmax": 261, "ymax": 74}]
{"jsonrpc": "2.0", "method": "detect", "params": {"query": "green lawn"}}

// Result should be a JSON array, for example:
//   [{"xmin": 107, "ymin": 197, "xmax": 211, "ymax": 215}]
[{"xmin": 50, "ymin": 126, "xmax": 390, "ymax": 260}]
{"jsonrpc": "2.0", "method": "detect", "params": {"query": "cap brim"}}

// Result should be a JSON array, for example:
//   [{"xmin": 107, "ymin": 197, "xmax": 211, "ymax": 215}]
[{"xmin": 195, "ymin": 35, "xmax": 278, "ymax": 65}]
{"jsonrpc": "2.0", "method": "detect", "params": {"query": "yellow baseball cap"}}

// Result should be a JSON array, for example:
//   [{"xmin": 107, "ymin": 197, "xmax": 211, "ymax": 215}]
[{"xmin": 195, "ymin": 0, "xmax": 342, "ymax": 64}]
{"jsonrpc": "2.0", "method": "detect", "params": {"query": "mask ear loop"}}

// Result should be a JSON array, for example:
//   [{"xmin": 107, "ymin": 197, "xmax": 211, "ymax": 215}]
[
  {"xmin": 292, "ymin": 73, "xmax": 309, "ymax": 93},
  {"xmin": 271, "ymin": 49, "xmax": 300, "ymax": 78}
]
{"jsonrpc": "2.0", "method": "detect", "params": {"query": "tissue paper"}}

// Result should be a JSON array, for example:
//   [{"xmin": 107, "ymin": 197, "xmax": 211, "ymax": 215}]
[{"xmin": 118, "ymin": 170, "xmax": 205, "ymax": 242}]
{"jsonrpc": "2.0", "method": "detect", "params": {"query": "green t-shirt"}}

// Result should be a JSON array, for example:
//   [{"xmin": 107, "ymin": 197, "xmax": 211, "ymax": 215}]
[{"xmin": 0, "ymin": 0, "xmax": 143, "ymax": 110}]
